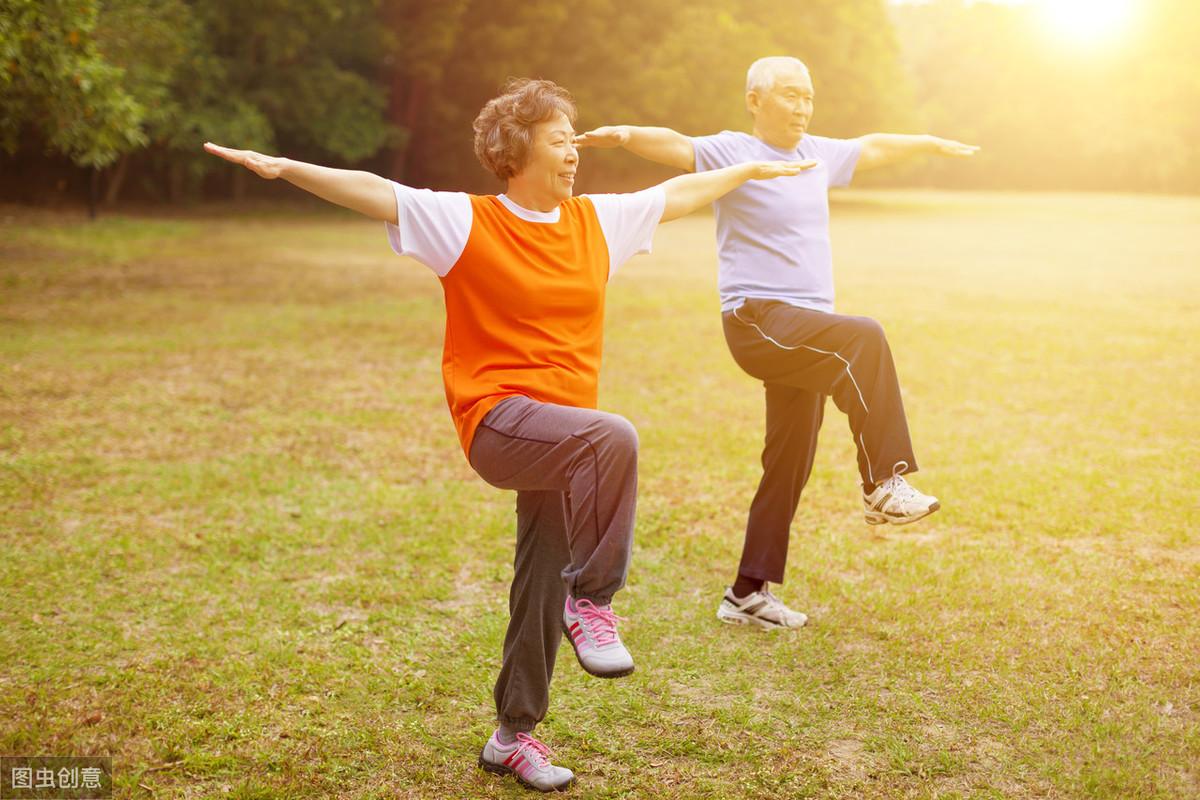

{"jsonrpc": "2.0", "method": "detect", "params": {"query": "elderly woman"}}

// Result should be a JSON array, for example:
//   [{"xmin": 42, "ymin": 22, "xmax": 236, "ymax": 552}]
[{"xmin": 205, "ymin": 78, "xmax": 811, "ymax": 792}]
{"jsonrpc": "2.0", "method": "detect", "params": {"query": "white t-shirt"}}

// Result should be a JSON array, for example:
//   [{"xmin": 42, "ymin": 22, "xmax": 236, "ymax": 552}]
[{"xmin": 384, "ymin": 182, "xmax": 666, "ymax": 278}]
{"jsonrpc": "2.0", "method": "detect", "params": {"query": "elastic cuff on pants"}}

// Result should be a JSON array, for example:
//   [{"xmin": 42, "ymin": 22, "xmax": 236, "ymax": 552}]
[
  {"xmin": 497, "ymin": 715, "xmax": 538, "ymax": 733},
  {"xmin": 570, "ymin": 592, "xmax": 613, "ymax": 607},
  {"xmin": 878, "ymin": 460, "xmax": 917, "ymax": 479},
  {"xmin": 737, "ymin": 567, "xmax": 782, "ymax": 585}
]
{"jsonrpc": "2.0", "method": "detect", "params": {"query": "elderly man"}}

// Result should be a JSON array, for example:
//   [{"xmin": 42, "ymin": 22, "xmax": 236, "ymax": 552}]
[{"xmin": 577, "ymin": 56, "xmax": 978, "ymax": 630}]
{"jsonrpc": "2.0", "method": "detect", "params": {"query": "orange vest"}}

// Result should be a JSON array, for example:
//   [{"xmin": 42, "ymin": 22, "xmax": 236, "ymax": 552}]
[{"xmin": 440, "ymin": 195, "xmax": 610, "ymax": 457}]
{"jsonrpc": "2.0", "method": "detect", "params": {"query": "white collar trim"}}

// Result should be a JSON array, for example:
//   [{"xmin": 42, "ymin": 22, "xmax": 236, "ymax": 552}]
[{"xmin": 498, "ymin": 193, "xmax": 561, "ymax": 223}]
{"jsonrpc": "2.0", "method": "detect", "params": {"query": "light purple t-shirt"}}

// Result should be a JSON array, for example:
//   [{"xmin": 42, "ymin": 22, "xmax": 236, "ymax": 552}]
[{"xmin": 691, "ymin": 130, "xmax": 861, "ymax": 313}]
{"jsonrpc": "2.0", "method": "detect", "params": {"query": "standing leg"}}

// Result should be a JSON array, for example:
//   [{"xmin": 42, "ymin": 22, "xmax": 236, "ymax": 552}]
[
  {"xmin": 480, "ymin": 491, "xmax": 576, "ymax": 792},
  {"xmin": 737, "ymin": 383, "xmax": 825, "ymax": 585},
  {"xmin": 493, "ymin": 490, "xmax": 571, "ymax": 733}
]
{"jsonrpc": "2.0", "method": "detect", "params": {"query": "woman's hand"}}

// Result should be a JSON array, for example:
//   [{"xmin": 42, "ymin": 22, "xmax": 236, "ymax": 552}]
[
  {"xmin": 928, "ymin": 137, "xmax": 980, "ymax": 158},
  {"xmin": 660, "ymin": 159, "xmax": 817, "ymax": 222},
  {"xmin": 202, "ymin": 142, "xmax": 395, "ymax": 221},
  {"xmin": 204, "ymin": 142, "xmax": 285, "ymax": 179},
  {"xmin": 748, "ymin": 160, "xmax": 818, "ymax": 179}
]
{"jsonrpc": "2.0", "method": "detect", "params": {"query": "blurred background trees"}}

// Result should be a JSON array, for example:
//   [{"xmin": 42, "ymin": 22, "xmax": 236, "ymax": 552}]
[
  {"xmin": 1, "ymin": 0, "xmax": 1197, "ymax": 204},
  {"xmin": 890, "ymin": 0, "xmax": 1200, "ymax": 193},
  {"xmin": 1, "ymin": 0, "xmax": 394, "ymax": 204}
]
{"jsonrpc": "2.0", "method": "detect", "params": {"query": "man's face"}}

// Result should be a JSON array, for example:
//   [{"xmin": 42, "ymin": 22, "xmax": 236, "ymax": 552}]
[
  {"xmin": 748, "ymin": 66, "xmax": 815, "ymax": 149},
  {"xmin": 517, "ymin": 111, "xmax": 579, "ymax": 203}
]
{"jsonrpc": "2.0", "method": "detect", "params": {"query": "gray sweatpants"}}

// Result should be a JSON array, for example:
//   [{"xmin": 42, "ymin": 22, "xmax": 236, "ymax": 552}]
[{"xmin": 468, "ymin": 395, "xmax": 639, "ymax": 732}]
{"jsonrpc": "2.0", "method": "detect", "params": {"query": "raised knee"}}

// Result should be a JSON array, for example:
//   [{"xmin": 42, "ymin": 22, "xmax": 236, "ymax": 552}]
[
  {"xmin": 851, "ymin": 316, "xmax": 886, "ymax": 341},
  {"xmin": 611, "ymin": 415, "xmax": 640, "ymax": 454},
  {"xmin": 599, "ymin": 414, "xmax": 639, "ymax": 456}
]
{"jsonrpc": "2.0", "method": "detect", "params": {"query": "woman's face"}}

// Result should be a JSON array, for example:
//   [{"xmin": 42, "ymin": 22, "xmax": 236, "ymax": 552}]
[{"xmin": 516, "ymin": 111, "xmax": 579, "ymax": 204}]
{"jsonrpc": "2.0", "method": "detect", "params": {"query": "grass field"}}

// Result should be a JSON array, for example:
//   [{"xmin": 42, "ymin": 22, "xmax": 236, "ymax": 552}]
[{"xmin": 2, "ymin": 190, "xmax": 1198, "ymax": 799}]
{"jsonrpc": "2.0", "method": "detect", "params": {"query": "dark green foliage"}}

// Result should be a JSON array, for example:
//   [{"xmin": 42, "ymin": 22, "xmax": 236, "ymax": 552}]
[
  {"xmin": 0, "ymin": 0, "xmax": 146, "ymax": 167},
  {"xmin": 1, "ymin": 0, "xmax": 395, "ymax": 200}
]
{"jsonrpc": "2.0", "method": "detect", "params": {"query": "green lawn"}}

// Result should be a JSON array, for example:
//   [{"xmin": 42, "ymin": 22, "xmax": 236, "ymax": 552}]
[{"xmin": 1, "ymin": 191, "xmax": 1197, "ymax": 799}]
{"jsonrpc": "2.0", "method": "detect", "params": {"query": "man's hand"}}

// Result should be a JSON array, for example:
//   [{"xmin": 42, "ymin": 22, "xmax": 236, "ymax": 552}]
[
  {"xmin": 574, "ymin": 126, "xmax": 630, "ymax": 149},
  {"xmin": 929, "ymin": 137, "xmax": 980, "ymax": 158},
  {"xmin": 856, "ymin": 133, "xmax": 980, "ymax": 171},
  {"xmin": 576, "ymin": 125, "xmax": 696, "ymax": 171},
  {"xmin": 749, "ymin": 160, "xmax": 818, "ymax": 179},
  {"xmin": 204, "ymin": 142, "xmax": 285, "ymax": 179}
]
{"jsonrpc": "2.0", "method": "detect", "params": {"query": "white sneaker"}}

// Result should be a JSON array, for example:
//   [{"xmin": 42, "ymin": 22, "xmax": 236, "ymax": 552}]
[
  {"xmin": 563, "ymin": 596, "xmax": 634, "ymax": 678},
  {"xmin": 863, "ymin": 474, "xmax": 940, "ymax": 525},
  {"xmin": 479, "ymin": 730, "xmax": 574, "ymax": 793},
  {"xmin": 717, "ymin": 587, "xmax": 808, "ymax": 629}
]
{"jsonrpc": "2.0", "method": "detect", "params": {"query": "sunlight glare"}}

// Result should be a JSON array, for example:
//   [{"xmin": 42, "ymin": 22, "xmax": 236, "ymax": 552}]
[{"xmin": 1037, "ymin": 0, "xmax": 1136, "ymax": 43}]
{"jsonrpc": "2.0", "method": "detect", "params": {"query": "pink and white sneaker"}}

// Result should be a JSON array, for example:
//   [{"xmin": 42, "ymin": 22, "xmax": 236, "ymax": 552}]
[
  {"xmin": 478, "ymin": 730, "xmax": 574, "ymax": 793},
  {"xmin": 562, "ymin": 596, "xmax": 634, "ymax": 678}
]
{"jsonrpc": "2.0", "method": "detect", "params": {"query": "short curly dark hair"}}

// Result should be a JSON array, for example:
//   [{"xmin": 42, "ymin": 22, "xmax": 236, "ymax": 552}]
[{"xmin": 472, "ymin": 78, "xmax": 577, "ymax": 180}]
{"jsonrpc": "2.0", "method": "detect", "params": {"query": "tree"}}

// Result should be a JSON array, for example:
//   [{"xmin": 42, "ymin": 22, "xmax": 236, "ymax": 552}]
[
  {"xmin": 398, "ymin": 0, "xmax": 911, "ymax": 192},
  {"xmin": 89, "ymin": 0, "xmax": 272, "ymax": 203},
  {"xmin": 101, "ymin": 0, "xmax": 396, "ymax": 202},
  {"xmin": 1, "ymin": 0, "xmax": 399, "ymax": 204},
  {"xmin": 0, "ymin": 0, "xmax": 146, "ymax": 169},
  {"xmin": 380, "ymin": 0, "xmax": 470, "ymax": 181}
]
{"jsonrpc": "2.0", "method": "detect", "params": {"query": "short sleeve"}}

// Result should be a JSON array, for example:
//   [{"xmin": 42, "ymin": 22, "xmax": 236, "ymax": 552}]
[
  {"xmin": 383, "ymin": 181, "xmax": 472, "ymax": 276},
  {"xmin": 586, "ymin": 187, "xmax": 666, "ymax": 279},
  {"xmin": 690, "ymin": 130, "xmax": 745, "ymax": 173},
  {"xmin": 805, "ymin": 135, "xmax": 862, "ymax": 188}
]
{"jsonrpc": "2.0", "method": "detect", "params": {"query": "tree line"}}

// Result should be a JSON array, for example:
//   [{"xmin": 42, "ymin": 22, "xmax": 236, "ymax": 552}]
[{"xmin": 1, "ymin": 0, "xmax": 1196, "ymax": 207}]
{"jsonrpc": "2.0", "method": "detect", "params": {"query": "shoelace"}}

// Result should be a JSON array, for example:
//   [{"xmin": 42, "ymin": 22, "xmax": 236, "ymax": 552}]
[
  {"xmin": 760, "ymin": 589, "xmax": 792, "ymax": 615},
  {"xmin": 514, "ymin": 732, "xmax": 552, "ymax": 769},
  {"xmin": 882, "ymin": 474, "xmax": 919, "ymax": 501},
  {"xmin": 575, "ymin": 599, "xmax": 626, "ymax": 647}
]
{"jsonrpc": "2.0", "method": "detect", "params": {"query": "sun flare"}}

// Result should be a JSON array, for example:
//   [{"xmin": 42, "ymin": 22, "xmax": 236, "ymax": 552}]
[{"xmin": 1036, "ymin": 0, "xmax": 1136, "ymax": 43}]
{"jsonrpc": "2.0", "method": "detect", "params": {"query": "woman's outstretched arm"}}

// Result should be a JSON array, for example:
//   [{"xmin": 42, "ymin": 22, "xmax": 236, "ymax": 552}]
[
  {"xmin": 657, "ymin": 160, "xmax": 816, "ymax": 222},
  {"xmin": 203, "ymin": 143, "xmax": 396, "ymax": 222}
]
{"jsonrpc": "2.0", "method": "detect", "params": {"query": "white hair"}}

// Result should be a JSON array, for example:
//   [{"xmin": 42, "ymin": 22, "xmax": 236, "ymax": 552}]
[{"xmin": 745, "ymin": 56, "xmax": 810, "ymax": 95}]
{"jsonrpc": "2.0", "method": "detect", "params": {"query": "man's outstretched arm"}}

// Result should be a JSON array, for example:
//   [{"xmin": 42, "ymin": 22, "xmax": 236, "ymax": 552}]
[
  {"xmin": 575, "ymin": 126, "xmax": 696, "ymax": 172},
  {"xmin": 854, "ymin": 134, "xmax": 979, "ymax": 172},
  {"xmin": 203, "ymin": 142, "xmax": 396, "ymax": 222}
]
